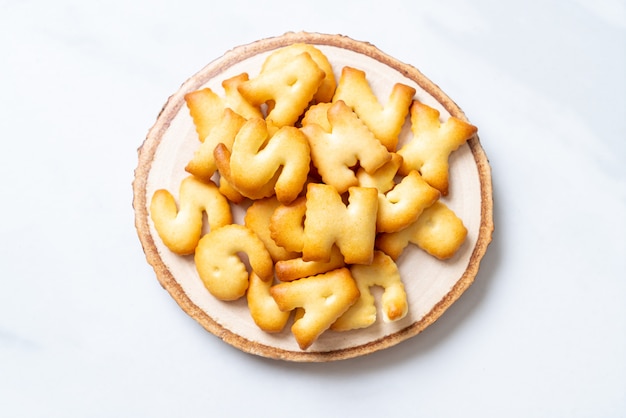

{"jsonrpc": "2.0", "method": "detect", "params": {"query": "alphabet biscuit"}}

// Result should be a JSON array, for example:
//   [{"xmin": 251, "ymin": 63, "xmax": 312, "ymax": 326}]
[
  {"xmin": 194, "ymin": 224, "xmax": 273, "ymax": 301},
  {"xmin": 332, "ymin": 251, "xmax": 408, "ymax": 331},
  {"xmin": 214, "ymin": 117, "xmax": 311, "ymax": 204},
  {"xmin": 184, "ymin": 73, "xmax": 263, "ymax": 142},
  {"xmin": 333, "ymin": 66, "xmax": 416, "ymax": 151},
  {"xmin": 261, "ymin": 43, "xmax": 336, "ymax": 104},
  {"xmin": 397, "ymin": 101, "xmax": 477, "ymax": 196},
  {"xmin": 149, "ymin": 176, "xmax": 232, "ymax": 255},
  {"xmin": 302, "ymin": 183, "xmax": 379, "ymax": 264},
  {"xmin": 357, "ymin": 154, "xmax": 441, "ymax": 233},
  {"xmin": 185, "ymin": 108, "xmax": 246, "ymax": 183},
  {"xmin": 376, "ymin": 170, "xmax": 441, "ymax": 233},
  {"xmin": 270, "ymin": 268, "xmax": 360, "ymax": 350},
  {"xmin": 270, "ymin": 184, "xmax": 379, "ymax": 265},
  {"xmin": 238, "ymin": 50, "xmax": 326, "ymax": 131},
  {"xmin": 376, "ymin": 200, "xmax": 468, "ymax": 260}
]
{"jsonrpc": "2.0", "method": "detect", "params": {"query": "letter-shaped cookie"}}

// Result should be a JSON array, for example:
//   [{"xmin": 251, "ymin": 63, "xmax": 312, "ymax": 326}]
[
  {"xmin": 238, "ymin": 51, "xmax": 326, "ymax": 130},
  {"xmin": 247, "ymin": 272, "xmax": 291, "ymax": 333},
  {"xmin": 270, "ymin": 268, "xmax": 360, "ymax": 350},
  {"xmin": 302, "ymin": 183, "xmax": 378, "ymax": 264},
  {"xmin": 214, "ymin": 118, "xmax": 310, "ymax": 204},
  {"xmin": 332, "ymin": 251, "xmax": 408, "ymax": 331},
  {"xmin": 397, "ymin": 101, "xmax": 477, "ymax": 196},
  {"xmin": 194, "ymin": 224, "xmax": 273, "ymax": 301},
  {"xmin": 184, "ymin": 73, "xmax": 263, "ymax": 141},
  {"xmin": 244, "ymin": 196, "xmax": 300, "ymax": 263},
  {"xmin": 150, "ymin": 176, "xmax": 232, "ymax": 255},
  {"xmin": 300, "ymin": 100, "xmax": 391, "ymax": 194},
  {"xmin": 375, "ymin": 170, "xmax": 440, "ymax": 233},
  {"xmin": 260, "ymin": 43, "xmax": 336, "ymax": 104},
  {"xmin": 185, "ymin": 108, "xmax": 246, "ymax": 183},
  {"xmin": 333, "ymin": 66, "xmax": 416, "ymax": 151},
  {"xmin": 376, "ymin": 201, "xmax": 468, "ymax": 260},
  {"xmin": 357, "ymin": 154, "xmax": 441, "ymax": 233}
]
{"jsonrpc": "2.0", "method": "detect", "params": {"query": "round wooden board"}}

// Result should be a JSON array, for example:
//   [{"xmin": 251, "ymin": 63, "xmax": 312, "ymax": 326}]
[{"xmin": 133, "ymin": 32, "xmax": 493, "ymax": 362}]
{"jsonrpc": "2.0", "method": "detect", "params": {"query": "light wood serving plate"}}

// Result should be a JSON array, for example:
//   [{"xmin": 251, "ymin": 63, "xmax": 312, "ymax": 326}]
[{"xmin": 133, "ymin": 32, "xmax": 493, "ymax": 362}]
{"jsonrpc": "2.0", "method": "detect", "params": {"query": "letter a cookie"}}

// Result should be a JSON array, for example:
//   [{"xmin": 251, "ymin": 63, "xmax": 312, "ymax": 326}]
[{"xmin": 270, "ymin": 268, "xmax": 360, "ymax": 350}]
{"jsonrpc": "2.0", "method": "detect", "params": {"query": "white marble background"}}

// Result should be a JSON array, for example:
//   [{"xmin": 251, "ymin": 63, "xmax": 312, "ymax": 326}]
[{"xmin": 1, "ymin": 0, "xmax": 625, "ymax": 417}]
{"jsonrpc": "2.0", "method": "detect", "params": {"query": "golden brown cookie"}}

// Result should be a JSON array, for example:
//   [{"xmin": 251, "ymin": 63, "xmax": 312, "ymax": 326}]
[
  {"xmin": 397, "ymin": 101, "xmax": 478, "ymax": 196},
  {"xmin": 301, "ymin": 183, "xmax": 379, "ymax": 264},
  {"xmin": 357, "ymin": 154, "xmax": 441, "ymax": 233},
  {"xmin": 184, "ymin": 73, "xmax": 263, "ymax": 142},
  {"xmin": 194, "ymin": 224, "xmax": 273, "ymax": 301},
  {"xmin": 333, "ymin": 66, "xmax": 415, "ymax": 151},
  {"xmin": 238, "ymin": 50, "xmax": 326, "ymax": 130},
  {"xmin": 184, "ymin": 108, "xmax": 246, "ymax": 183},
  {"xmin": 149, "ymin": 176, "xmax": 232, "ymax": 255},
  {"xmin": 332, "ymin": 251, "xmax": 407, "ymax": 331},
  {"xmin": 270, "ymin": 268, "xmax": 360, "ymax": 350},
  {"xmin": 376, "ymin": 200, "xmax": 468, "ymax": 260},
  {"xmin": 300, "ymin": 100, "xmax": 391, "ymax": 194},
  {"xmin": 214, "ymin": 118, "xmax": 310, "ymax": 204},
  {"xmin": 260, "ymin": 43, "xmax": 336, "ymax": 104}
]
